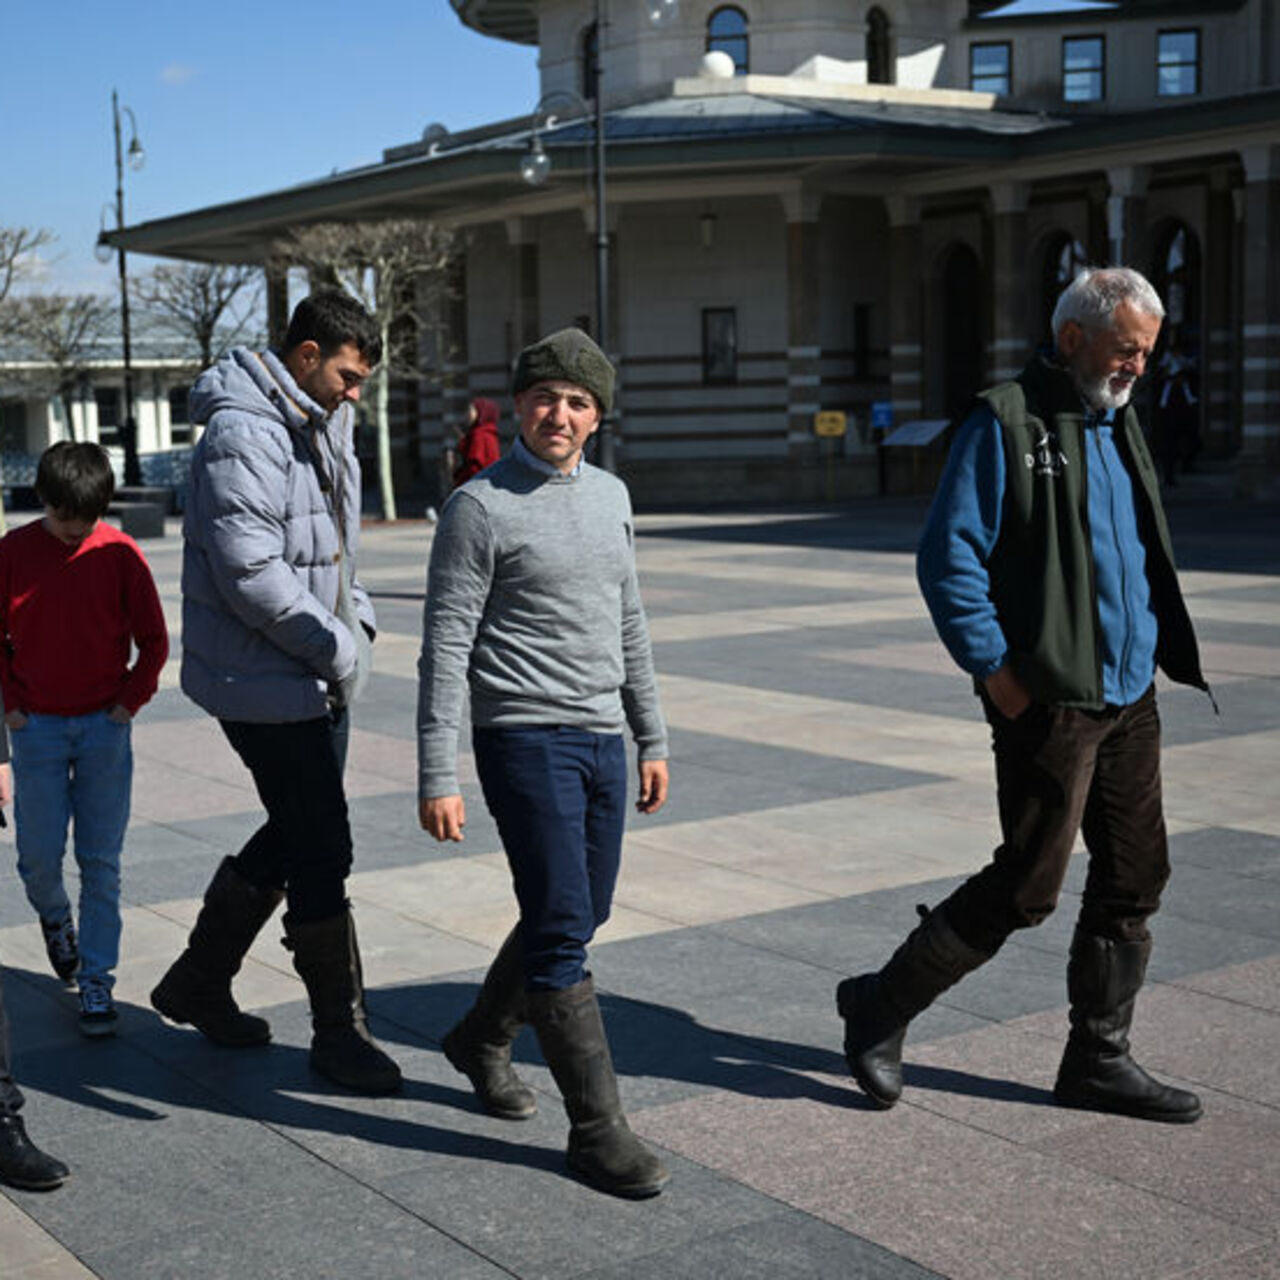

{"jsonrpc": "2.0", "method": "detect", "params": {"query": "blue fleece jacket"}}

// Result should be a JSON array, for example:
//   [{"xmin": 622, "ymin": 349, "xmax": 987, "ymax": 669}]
[{"xmin": 917, "ymin": 403, "xmax": 1158, "ymax": 707}]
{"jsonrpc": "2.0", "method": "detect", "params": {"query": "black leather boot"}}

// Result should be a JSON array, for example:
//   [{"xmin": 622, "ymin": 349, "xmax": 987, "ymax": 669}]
[
  {"xmin": 151, "ymin": 858, "xmax": 284, "ymax": 1047},
  {"xmin": 528, "ymin": 977, "xmax": 668, "ymax": 1199},
  {"xmin": 442, "ymin": 927, "xmax": 536, "ymax": 1120},
  {"xmin": 837, "ymin": 905, "xmax": 991, "ymax": 1107},
  {"xmin": 0, "ymin": 1115, "xmax": 69, "ymax": 1190},
  {"xmin": 1053, "ymin": 929, "xmax": 1202, "ymax": 1124},
  {"xmin": 284, "ymin": 907, "xmax": 403, "ymax": 1095}
]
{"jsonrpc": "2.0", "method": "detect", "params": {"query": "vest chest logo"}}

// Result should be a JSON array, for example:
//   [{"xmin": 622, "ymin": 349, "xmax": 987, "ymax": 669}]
[{"xmin": 1025, "ymin": 428, "xmax": 1068, "ymax": 478}]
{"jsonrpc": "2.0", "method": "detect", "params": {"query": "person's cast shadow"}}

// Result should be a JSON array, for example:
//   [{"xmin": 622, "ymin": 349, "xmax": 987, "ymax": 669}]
[{"xmin": 6, "ymin": 962, "xmax": 1052, "ymax": 1190}]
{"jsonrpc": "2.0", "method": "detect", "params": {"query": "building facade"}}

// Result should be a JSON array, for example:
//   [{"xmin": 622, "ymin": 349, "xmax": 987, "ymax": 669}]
[
  {"xmin": 107, "ymin": 0, "xmax": 1280, "ymax": 504},
  {"xmin": 0, "ymin": 348, "xmax": 199, "ymax": 491}
]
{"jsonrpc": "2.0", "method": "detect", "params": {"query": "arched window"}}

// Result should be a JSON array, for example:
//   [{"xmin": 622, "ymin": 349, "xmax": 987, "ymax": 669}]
[
  {"xmin": 1159, "ymin": 224, "xmax": 1195, "ymax": 332},
  {"xmin": 581, "ymin": 21, "xmax": 600, "ymax": 100},
  {"xmin": 707, "ymin": 6, "xmax": 749, "ymax": 75},
  {"xmin": 867, "ymin": 7, "xmax": 894, "ymax": 85},
  {"xmin": 1039, "ymin": 233, "xmax": 1088, "ymax": 346}
]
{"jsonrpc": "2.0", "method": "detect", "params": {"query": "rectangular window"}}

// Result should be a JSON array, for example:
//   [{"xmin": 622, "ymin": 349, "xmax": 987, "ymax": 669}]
[
  {"xmin": 970, "ymin": 42, "xmax": 1011, "ymax": 95},
  {"xmin": 0, "ymin": 399, "xmax": 27, "ymax": 452},
  {"xmin": 94, "ymin": 387, "xmax": 120, "ymax": 444},
  {"xmin": 702, "ymin": 308, "xmax": 738, "ymax": 385},
  {"xmin": 853, "ymin": 304, "xmax": 871, "ymax": 381},
  {"xmin": 1157, "ymin": 29, "xmax": 1199, "ymax": 96},
  {"xmin": 168, "ymin": 385, "xmax": 192, "ymax": 445},
  {"xmin": 1063, "ymin": 35, "xmax": 1104, "ymax": 102}
]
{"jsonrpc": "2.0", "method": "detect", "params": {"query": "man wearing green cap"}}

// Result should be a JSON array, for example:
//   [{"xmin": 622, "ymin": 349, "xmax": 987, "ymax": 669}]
[{"xmin": 417, "ymin": 328, "xmax": 671, "ymax": 1199}]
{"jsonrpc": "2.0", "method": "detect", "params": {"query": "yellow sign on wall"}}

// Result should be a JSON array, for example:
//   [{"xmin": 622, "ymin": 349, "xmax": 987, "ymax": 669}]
[{"xmin": 814, "ymin": 411, "xmax": 847, "ymax": 438}]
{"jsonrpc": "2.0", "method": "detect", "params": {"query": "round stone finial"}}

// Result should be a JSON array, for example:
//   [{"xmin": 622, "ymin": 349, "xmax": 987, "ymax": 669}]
[{"xmin": 701, "ymin": 50, "xmax": 736, "ymax": 79}]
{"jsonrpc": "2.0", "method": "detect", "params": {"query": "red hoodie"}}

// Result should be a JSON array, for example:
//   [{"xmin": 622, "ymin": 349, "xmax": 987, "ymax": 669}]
[{"xmin": 453, "ymin": 398, "xmax": 502, "ymax": 486}]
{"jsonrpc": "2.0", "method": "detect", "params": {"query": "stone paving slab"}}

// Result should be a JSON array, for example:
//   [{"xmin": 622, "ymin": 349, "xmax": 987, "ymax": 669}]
[{"xmin": 2, "ymin": 500, "xmax": 1278, "ymax": 1279}]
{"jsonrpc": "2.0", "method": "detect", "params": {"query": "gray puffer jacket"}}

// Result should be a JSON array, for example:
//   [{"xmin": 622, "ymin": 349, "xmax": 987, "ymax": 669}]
[{"xmin": 181, "ymin": 347, "xmax": 375, "ymax": 723}]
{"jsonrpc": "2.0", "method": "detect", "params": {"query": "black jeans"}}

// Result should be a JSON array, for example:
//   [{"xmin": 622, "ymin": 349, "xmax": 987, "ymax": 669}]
[
  {"xmin": 219, "ymin": 708, "xmax": 352, "ymax": 924},
  {"xmin": 0, "ymin": 972, "xmax": 22, "ymax": 1115},
  {"xmin": 941, "ymin": 685, "xmax": 1170, "ymax": 954}
]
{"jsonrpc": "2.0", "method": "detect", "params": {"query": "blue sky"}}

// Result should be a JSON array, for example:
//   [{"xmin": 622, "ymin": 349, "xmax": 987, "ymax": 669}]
[{"xmin": 1, "ymin": 1, "xmax": 540, "ymax": 294}]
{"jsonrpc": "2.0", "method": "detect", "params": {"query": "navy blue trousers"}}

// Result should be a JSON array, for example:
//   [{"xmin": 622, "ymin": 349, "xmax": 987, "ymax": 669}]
[
  {"xmin": 219, "ymin": 708, "xmax": 352, "ymax": 923},
  {"xmin": 473, "ymin": 726, "xmax": 627, "ymax": 992}
]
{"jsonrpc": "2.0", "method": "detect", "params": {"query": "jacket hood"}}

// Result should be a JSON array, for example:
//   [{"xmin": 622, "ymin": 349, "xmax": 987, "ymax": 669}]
[
  {"xmin": 189, "ymin": 347, "xmax": 326, "ymax": 433},
  {"xmin": 470, "ymin": 397, "xmax": 501, "ymax": 429}
]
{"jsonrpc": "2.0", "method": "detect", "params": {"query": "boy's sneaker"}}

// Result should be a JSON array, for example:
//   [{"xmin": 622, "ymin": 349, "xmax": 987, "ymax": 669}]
[
  {"xmin": 78, "ymin": 982, "xmax": 117, "ymax": 1038},
  {"xmin": 40, "ymin": 916, "xmax": 79, "ymax": 983}
]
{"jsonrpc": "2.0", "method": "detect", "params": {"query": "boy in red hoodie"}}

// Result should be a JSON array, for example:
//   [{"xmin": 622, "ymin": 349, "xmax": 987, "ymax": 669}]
[{"xmin": 0, "ymin": 442, "xmax": 168, "ymax": 1036}]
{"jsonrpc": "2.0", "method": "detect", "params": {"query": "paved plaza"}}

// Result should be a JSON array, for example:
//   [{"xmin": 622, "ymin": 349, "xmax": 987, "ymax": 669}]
[{"xmin": 2, "ymin": 491, "xmax": 1279, "ymax": 1279}]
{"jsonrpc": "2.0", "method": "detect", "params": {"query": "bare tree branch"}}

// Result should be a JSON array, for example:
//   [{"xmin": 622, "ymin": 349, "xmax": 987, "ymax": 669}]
[
  {"xmin": 0, "ymin": 226, "xmax": 57, "ymax": 306},
  {"xmin": 132, "ymin": 262, "xmax": 263, "ymax": 369},
  {"xmin": 272, "ymin": 220, "xmax": 457, "ymax": 521},
  {"xmin": 5, "ymin": 293, "xmax": 114, "ymax": 442}
]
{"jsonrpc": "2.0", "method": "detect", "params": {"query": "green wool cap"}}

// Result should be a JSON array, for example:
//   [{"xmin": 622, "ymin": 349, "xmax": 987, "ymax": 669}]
[{"xmin": 512, "ymin": 328, "xmax": 615, "ymax": 412}]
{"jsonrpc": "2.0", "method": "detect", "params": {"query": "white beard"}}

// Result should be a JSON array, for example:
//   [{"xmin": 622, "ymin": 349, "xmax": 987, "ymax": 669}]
[{"xmin": 1077, "ymin": 371, "xmax": 1135, "ymax": 413}]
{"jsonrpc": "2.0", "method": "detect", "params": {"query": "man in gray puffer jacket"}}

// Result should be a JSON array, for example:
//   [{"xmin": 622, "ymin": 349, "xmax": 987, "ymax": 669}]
[{"xmin": 151, "ymin": 290, "xmax": 400, "ymax": 1094}]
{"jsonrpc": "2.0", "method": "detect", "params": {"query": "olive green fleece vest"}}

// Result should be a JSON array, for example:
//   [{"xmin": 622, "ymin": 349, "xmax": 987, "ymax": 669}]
[{"xmin": 978, "ymin": 358, "xmax": 1205, "ymax": 709}]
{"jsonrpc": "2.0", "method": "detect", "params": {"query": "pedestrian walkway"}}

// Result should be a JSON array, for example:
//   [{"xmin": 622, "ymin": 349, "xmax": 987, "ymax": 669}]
[{"xmin": 2, "ymin": 497, "xmax": 1278, "ymax": 1279}]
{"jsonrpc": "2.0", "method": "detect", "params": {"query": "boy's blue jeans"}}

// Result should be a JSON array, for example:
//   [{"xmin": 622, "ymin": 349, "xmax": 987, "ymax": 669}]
[
  {"xmin": 473, "ymin": 726, "xmax": 627, "ymax": 993},
  {"xmin": 11, "ymin": 711, "xmax": 132, "ymax": 990}
]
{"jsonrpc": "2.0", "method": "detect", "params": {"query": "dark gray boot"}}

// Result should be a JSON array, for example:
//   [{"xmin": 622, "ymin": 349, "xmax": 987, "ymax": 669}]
[
  {"xmin": 284, "ymin": 907, "xmax": 403, "ymax": 1095},
  {"xmin": 0, "ymin": 1115, "xmax": 68, "ymax": 1191},
  {"xmin": 1053, "ymin": 929, "xmax": 1201, "ymax": 1124},
  {"xmin": 442, "ymin": 927, "xmax": 536, "ymax": 1120},
  {"xmin": 837, "ymin": 905, "xmax": 991, "ymax": 1107},
  {"xmin": 528, "ymin": 977, "xmax": 669, "ymax": 1199},
  {"xmin": 151, "ymin": 858, "xmax": 283, "ymax": 1046}
]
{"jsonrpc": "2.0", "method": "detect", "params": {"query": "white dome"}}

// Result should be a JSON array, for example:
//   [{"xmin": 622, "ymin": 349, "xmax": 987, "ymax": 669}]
[{"xmin": 701, "ymin": 50, "xmax": 736, "ymax": 79}]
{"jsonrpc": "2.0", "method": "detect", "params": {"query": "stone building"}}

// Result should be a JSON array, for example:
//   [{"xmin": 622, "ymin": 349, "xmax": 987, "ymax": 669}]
[{"xmin": 106, "ymin": 0, "xmax": 1280, "ymax": 503}]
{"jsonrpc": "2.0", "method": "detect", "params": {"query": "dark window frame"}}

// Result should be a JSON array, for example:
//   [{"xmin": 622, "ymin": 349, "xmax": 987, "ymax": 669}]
[
  {"xmin": 168, "ymin": 385, "xmax": 192, "ymax": 445},
  {"xmin": 706, "ymin": 5, "xmax": 749, "ymax": 75},
  {"xmin": 702, "ymin": 307, "xmax": 738, "ymax": 385},
  {"xmin": 1062, "ymin": 33, "xmax": 1105, "ymax": 102},
  {"xmin": 94, "ymin": 386, "xmax": 121, "ymax": 443},
  {"xmin": 1156, "ymin": 28, "xmax": 1200, "ymax": 97},
  {"xmin": 970, "ymin": 41, "xmax": 1012, "ymax": 95}
]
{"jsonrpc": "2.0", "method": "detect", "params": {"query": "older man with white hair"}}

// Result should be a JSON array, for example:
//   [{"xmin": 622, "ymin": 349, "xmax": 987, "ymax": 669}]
[{"xmin": 838, "ymin": 266, "xmax": 1210, "ymax": 1124}]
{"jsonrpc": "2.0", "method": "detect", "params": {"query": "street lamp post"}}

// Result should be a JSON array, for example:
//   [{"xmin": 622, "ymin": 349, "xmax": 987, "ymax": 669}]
[
  {"xmin": 520, "ymin": 0, "xmax": 679, "ymax": 472},
  {"xmin": 110, "ymin": 90, "xmax": 144, "ymax": 486}
]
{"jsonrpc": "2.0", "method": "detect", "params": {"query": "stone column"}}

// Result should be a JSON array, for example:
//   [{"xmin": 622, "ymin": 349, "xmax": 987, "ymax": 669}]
[
  {"xmin": 886, "ymin": 195, "xmax": 924, "ymax": 424},
  {"xmin": 783, "ymin": 188, "xmax": 822, "ymax": 460},
  {"xmin": 1106, "ymin": 165, "xmax": 1149, "ymax": 268},
  {"xmin": 1203, "ymin": 170, "xmax": 1239, "ymax": 457},
  {"xmin": 1240, "ymin": 144, "xmax": 1280, "ymax": 478},
  {"xmin": 505, "ymin": 217, "xmax": 541, "ymax": 352},
  {"xmin": 988, "ymin": 182, "xmax": 1030, "ymax": 383}
]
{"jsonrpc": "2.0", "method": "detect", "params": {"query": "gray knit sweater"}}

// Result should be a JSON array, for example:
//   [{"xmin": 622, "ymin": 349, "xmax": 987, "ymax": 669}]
[{"xmin": 417, "ymin": 450, "xmax": 668, "ymax": 799}]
